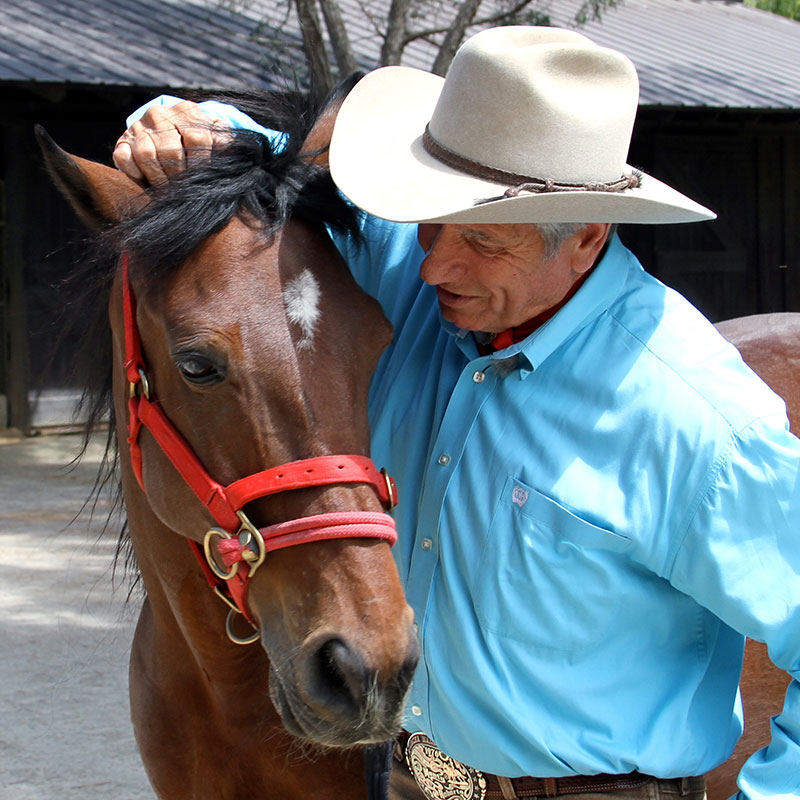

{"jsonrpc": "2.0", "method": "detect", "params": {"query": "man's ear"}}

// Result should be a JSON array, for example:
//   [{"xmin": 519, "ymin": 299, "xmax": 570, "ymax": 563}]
[
  {"xmin": 35, "ymin": 125, "xmax": 145, "ymax": 230},
  {"xmin": 570, "ymin": 223, "xmax": 612, "ymax": 274}
]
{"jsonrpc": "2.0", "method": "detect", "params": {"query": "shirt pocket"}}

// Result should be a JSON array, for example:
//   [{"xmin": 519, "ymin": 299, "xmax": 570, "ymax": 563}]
[{"xmin": 472, "ymin": 477, "xmax": 633, "ymax": 652}]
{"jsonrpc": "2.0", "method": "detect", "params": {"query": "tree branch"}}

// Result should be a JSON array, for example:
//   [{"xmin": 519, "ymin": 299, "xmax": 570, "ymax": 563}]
[
  {"xmin": 294, "ymin": 0, "xmax": 334, "ymax": 100},
  {"xmin": 472, "ymin": 0, "xmax": 547, "ymax": 26},
  {"xmin": 318, "ymin": 0, "xmax": 358, "ymax": 75},
  {"xmin": 381, "ymin": 0, "xmax": 412, "ymax": 64},
  {"xmin": 401, "ymin": 0, "xmax": 542, "ymax": 45},
  {"xmin": 430, "ymin": 0, "xmax": 483, "ymax": 75}
]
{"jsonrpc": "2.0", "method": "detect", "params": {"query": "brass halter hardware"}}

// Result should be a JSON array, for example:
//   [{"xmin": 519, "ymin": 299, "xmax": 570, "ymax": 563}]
[
  {"xmin": 203, "ymin": 511, "xmax": 267, "ymax": 581},
  {"xmin": 225, "ymin": 609, "xmax": 261, "ymax": 646},
  {"xmin": 381, "ymin": 467, "xmax": 397, "ymax": 509}
]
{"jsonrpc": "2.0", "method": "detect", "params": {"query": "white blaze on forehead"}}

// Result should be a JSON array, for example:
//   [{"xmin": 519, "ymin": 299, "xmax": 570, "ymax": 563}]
[{"xmin": 283, "ymin": 269, "xmax": 321, "ymax": 350}]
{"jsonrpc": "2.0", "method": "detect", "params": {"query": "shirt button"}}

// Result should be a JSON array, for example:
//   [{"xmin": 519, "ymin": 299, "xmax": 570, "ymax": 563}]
[
  {"xmin": 421, "ymin": 538, "xmax": 433, "ymax": 550},
  {"xmin": 437, "ymin": 453, "xmax": 451, "ymax": 466},
  {"xmin": 413, "ymin": 623, "xmax": 419, "ymax": 633},
  {"xmin": 411, "ymin": 705, "xmax": 423, "ymax": 717},
  {"xmin": 472, "ymin": 370, "xmax": 486, "ymax": 383}
]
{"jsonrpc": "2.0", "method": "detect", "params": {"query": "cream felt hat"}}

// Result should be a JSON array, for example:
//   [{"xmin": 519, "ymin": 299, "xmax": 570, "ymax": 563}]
[{"xmin": 329, "ymin": 26, "xmax": 715, "ymax": 224}]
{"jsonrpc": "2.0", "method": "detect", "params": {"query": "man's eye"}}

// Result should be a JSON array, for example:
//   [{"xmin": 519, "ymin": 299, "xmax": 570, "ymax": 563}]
[
  {"xmin": 175, "ymin": 355, "xmax": 224, "ymax": 386},
  {"xmin": 464, "ymin": 235, "xmax": 500, "ymax": 254}
]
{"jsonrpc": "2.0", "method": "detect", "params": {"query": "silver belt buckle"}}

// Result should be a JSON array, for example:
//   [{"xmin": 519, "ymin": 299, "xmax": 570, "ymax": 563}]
[{"xmin": 405, "ymin": 732, "xmax": 487, "ymax": 800}]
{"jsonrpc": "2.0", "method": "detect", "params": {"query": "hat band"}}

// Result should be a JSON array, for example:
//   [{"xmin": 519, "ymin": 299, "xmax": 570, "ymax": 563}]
[{"xmin": 422, "ymin": 125, "xmax": 641, "ymax": 199}]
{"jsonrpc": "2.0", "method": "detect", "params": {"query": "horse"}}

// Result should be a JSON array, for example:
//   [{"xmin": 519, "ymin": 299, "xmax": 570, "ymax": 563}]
[
  {"xmin": 705, "ymin": 312, "xmax": 800, "ymax": 800},
  {"xmin": 37, "ymin": 86, "xmax": 418, "ymax": 799}
]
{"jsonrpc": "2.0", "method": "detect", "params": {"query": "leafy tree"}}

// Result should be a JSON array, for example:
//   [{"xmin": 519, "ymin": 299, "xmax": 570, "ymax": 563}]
[
  {"xmin": 238, "ymin": 0, "xmax": 620, "ymax": 101},
  {"xmin": 744, "ymin": 0, "xmax": 800, "ymax": 21}
]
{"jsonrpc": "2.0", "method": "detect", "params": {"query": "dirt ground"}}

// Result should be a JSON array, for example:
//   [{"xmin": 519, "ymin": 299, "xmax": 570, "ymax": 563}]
[{"xmin": 0, "ymin": 432, "xmax": 155, "ymax": 799}]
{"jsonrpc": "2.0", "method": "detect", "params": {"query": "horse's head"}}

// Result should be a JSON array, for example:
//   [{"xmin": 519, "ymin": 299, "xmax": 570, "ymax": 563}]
[{"xmin": 37, "ymin": 97, "xmax": 418, "ymax": 748}]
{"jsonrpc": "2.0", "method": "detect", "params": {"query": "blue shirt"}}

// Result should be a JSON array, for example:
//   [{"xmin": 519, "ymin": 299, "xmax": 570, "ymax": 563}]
[
  {"xmin": 334, "ymin": 218, "xmax": 800, "ymax": 800},
  {"xmin": 131, "ymin": 98, "xmax": 800, "ymax": 799}
]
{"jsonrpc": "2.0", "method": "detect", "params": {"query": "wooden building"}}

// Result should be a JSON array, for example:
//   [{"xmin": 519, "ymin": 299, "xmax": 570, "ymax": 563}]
[{"xmin": 1, "ymin": 0, "xmax": 798, "ymax": 430}]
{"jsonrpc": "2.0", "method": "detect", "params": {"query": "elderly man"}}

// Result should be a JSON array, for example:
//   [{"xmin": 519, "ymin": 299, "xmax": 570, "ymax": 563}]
[{"xmin": 114, "ymin": 26, "xmax": 800, "ymax": 800}]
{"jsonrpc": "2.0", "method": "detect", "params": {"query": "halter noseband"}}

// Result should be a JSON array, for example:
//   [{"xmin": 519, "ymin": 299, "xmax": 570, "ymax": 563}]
[{"xmin": 121, "ymin": 254, "xmax": 398, "ymax": 645}]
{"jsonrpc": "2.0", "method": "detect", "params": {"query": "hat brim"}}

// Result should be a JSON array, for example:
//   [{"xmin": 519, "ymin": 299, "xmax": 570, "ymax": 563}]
[{"xmin": 330, "ymin": 66, "xmax": 716, "ymax": 225}]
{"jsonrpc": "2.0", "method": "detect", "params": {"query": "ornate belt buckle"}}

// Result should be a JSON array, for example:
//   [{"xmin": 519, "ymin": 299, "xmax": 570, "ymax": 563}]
[{"xmin": 405, "ymin": 732, "xmax": 487, "ymax": 800}]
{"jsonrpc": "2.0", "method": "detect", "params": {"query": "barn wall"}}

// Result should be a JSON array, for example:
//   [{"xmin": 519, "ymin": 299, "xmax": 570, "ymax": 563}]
[
  {"xmin": 1, "ymin": 94, "xmax": 800, "ymax": 430},
  {"xmin": 622, "ymin": 107, "xmax": 800, "ymax": 322},
  {"xmin": 0, "ymin": 84, "xmax": 157, "ymax": 430}
]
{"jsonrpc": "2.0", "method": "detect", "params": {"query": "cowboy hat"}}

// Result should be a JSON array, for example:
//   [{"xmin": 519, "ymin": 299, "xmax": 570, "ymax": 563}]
[{"xmin": 329, "ymin": 26, "xmax": 715, "ymax": 224}]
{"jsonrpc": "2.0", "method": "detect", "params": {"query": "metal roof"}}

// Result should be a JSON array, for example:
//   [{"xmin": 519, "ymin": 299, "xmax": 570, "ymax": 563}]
[
  {"xmin": 547, "ymin": 0, "xmax": 800, "ymax": 108},
  {"xmin": 0, "ymin": 0, "xmax": 798, "ymax": 108}
]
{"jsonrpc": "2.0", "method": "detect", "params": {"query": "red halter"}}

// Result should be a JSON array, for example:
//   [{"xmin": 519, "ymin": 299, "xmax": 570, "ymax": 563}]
[{"xmin": 121, "ymin": 254, "xmax": 398, "ymax": 643}]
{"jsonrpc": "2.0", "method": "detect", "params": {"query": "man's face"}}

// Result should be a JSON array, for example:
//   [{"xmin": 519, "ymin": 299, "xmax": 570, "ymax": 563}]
[{"xmin": 417, "ymin": 222, "xmax": 602, "ymax": 333}]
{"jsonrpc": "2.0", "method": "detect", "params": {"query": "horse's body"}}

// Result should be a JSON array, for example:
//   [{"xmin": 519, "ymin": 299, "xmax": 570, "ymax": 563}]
[
  {"xmin": 706, "ymin": 312, "xmax": 800, "ymax": 800},
  {"xmin": 39, "ymin": 92, "xmax": 417, "ymax": 799}
]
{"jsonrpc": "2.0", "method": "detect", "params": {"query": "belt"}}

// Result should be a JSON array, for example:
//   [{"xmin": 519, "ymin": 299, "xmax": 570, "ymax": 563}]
[{"xmin": 396, "ymin": 731, "xmax": 655, "ymax": 800}]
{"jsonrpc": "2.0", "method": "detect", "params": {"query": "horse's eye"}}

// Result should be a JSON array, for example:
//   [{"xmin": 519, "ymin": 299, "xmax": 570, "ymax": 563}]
[{"xmin": 175, "ymin": 354, "xmax": 224, "ymax": 386}]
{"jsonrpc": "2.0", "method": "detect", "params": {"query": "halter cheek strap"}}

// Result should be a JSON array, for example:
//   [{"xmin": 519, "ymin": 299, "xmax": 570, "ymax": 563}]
[{"xmin": 121, "ymin": 254, "xmax": 399, "ymax": 642}]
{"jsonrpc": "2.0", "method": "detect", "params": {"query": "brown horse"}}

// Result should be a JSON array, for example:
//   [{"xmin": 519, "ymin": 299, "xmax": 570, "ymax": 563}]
[
  {"xmin": 706, "ymin": 312, "xmax": 800, "ymax": 799},
  {"xmin": 38, "ymin": 88, "xmax": 417, "ymax": 799}
]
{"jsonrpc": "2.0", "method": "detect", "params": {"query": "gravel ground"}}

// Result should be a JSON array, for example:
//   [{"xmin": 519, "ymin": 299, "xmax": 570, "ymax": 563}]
[{"xmin": 0, "ymin": 432, "xmax": 155, "ymax": 799}]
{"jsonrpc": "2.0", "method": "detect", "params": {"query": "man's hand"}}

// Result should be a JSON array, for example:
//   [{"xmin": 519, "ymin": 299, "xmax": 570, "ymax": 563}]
[{"xmin": 113, "ymin": 100, "xmax": 231, "ymax": 186}]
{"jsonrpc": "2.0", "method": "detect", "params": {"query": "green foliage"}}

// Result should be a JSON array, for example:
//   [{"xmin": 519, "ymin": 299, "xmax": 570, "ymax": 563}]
[{"xmin": 744, "ymin": 0, "xmax": 800, "ymax": 21}]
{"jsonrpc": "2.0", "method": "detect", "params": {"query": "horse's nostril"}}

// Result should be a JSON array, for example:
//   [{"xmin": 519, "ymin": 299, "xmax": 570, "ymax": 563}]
[
  {"xmin": 320, "ymin": 638, "xmax": 368, "ymax": 701},
  {"xmin": 301, "ymin": 636, "xmax": 368, "ymax": 716}
]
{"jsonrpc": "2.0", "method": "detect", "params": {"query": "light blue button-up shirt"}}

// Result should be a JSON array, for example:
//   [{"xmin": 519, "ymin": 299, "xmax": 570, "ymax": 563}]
[
  {"xmin": 334, "ymin": 217, "xmax": 800, "ymax": 799},
  {"xmin": 130, "ymin": 98, "xmax": 800, "ymax": 799}
]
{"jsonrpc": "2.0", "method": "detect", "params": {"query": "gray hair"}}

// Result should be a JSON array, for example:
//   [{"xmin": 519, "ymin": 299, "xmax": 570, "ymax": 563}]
[
  {"xmin": 533, "ymin": 222, "xmax": 618, "ymax": 260},
  {"xmin": 533, "ymin": 223, "xmax": 585, "ymax": 260}
]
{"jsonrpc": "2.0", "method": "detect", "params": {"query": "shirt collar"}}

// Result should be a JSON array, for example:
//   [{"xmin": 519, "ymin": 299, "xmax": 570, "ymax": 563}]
[{"xmin": 444, "ymin": 234, "xmax": 632, "ymax": 376}]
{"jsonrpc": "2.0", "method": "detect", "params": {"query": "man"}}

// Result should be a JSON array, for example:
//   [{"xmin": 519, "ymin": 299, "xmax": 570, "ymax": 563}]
[{"xmin": 114, "ymin": 26, "xmax": 800, "ymax": 800}]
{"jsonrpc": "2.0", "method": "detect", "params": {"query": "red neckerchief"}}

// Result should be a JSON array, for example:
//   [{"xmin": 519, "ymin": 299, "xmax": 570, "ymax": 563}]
[{"xmin": 480, "ymin": 268, "xmax": 593, "ymax": 354}]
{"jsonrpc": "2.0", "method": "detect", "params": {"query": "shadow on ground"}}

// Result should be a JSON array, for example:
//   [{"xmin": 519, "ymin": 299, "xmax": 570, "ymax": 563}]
[{"xmin": 0, "ymin": 433, "xmax": 155, "ymax": 799}]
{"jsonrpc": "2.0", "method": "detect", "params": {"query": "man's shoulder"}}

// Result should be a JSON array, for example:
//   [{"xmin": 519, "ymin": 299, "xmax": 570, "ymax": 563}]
[{"xmin": 604, "ymin": 259, "xmax": 785, "ymax": 435}]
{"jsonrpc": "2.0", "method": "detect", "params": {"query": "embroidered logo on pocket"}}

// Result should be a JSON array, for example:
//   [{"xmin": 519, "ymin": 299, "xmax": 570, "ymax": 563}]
[{"xmin": 511, "ymin": 485, "xmax": 529, "ymax": 508}]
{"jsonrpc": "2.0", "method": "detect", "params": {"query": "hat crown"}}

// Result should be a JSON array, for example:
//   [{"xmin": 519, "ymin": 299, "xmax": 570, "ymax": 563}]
[{"xmin": 428, "ymin": 26, "xmax": 640, "ymax": 184}]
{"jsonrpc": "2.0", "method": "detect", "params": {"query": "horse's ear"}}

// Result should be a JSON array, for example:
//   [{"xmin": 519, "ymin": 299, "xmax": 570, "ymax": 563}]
[
  {"xmin": 35, "ymin": 125, "xmax": 144, "ymax": 230},
  {"xmin": 300, "ymin": 72, "xmax": 364, "ymax": 168}
]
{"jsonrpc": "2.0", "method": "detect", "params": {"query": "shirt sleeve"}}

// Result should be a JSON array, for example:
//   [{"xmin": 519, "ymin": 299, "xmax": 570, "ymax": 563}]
[
  {"xmin": 668, "ymin": 414, "xmax": 800, "ymax": 799},
  {"xmin": 125, "ymin": 95, "xmax": 288, "ymax": 151}
]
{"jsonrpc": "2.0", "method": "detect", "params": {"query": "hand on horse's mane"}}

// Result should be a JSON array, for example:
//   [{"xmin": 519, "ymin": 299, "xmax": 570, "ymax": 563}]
[{"xmin": 113, "ymin": 100, "xmax": 231, "ymax": 187}]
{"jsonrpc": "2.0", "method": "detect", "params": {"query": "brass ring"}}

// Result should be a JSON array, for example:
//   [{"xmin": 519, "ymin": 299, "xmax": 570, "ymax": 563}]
[
  {"xmin": 138, "ymin": 368, "xmax": 151, "ymax": 400},
  {"xmin": 235, "ymin": 511, "xmax": 266, "ymax": 577},
  {"xmin": 225, "ymin": 608, "xmax": 260, "ymax": 646},
  {"xmin": 381, "ymin": 467, "xmax": 397, "ymax": 509},
  {"xmin": 203, "ymin": 528, "xmax": 240, "ymax": 581}
]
